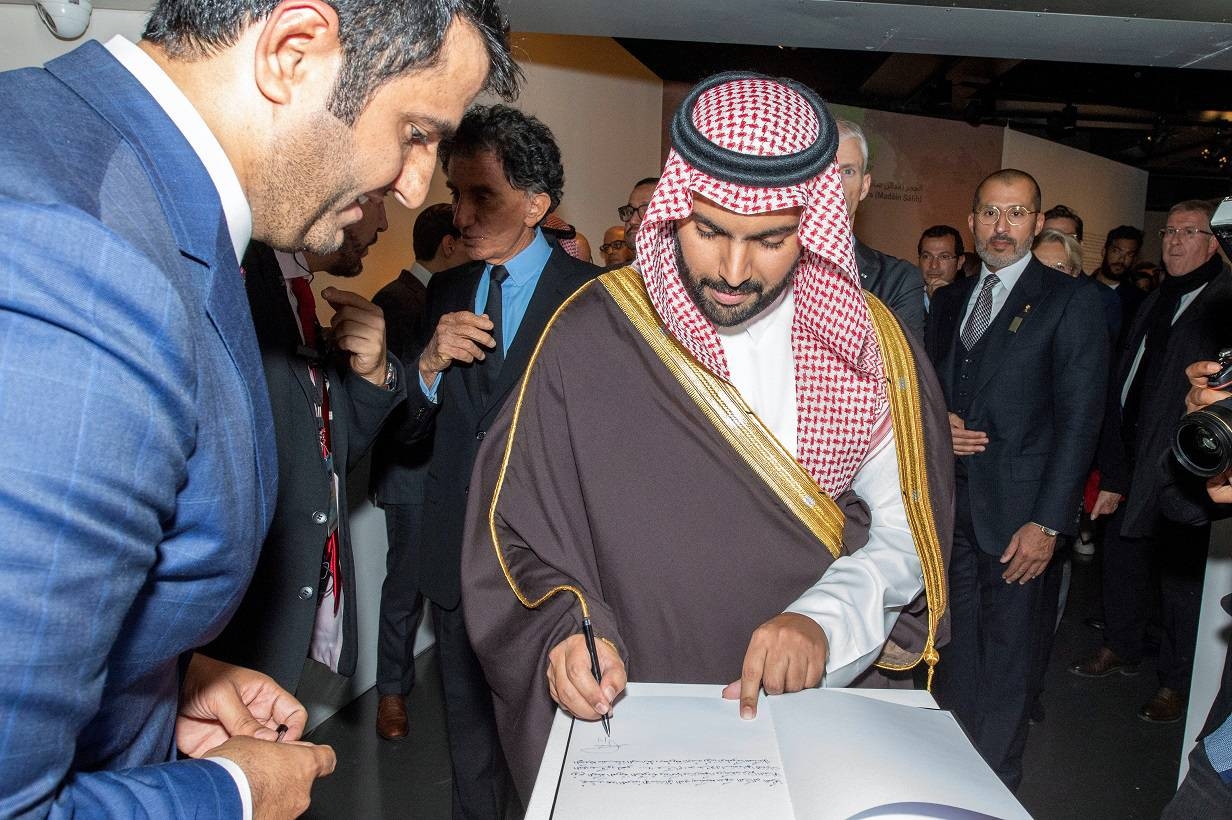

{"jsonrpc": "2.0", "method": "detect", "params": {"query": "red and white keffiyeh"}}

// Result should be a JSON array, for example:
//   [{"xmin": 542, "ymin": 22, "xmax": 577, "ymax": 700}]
[{"xmin": 636, "ymin": 74, "xmax": 889, "ymax": 497}]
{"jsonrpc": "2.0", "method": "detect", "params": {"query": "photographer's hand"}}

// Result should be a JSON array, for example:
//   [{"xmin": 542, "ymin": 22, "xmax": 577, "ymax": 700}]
[{"xmin": 1184, "ymin": 360, "xmax": 1231, "ymax": 415}]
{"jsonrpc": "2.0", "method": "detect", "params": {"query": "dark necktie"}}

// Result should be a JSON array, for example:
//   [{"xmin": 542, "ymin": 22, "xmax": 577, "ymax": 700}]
[
  {"xmin": 961, "ymin": 273, "xmax": 1000, "ymax": 350},
  {"xmin": 483, "ymin": 265, "xmax": 509, "ymax": 388}
]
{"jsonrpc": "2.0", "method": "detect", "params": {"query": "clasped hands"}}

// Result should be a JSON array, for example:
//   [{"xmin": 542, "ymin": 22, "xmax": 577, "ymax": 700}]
[
  {"xmin": 546, "ymin": 612, "xmax": 828, "ymax": 723},
  {"xmin": 178, "ymin": 653, "xmax": 335, "ymax": 819}
]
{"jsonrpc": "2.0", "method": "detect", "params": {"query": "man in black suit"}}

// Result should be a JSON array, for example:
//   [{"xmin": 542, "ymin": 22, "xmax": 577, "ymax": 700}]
[
  {"xmin": 398, "ymin": 104, "xmax": 599, "ymax": 819},
  {"xmin": 926, "ymin": 169, "xmax": 1109, "ymax": 790},
  {"xmin": 836, "ymin": 119, "xmax": 926, "ymax": 337},
  {"xmin": 370, "ymin": 203, "xmax": 460, "ymax": 741},
  {"xmin": 1072, "ymin": 200, "xmax": 1232, "ymax": 724},
  {"xmin": 208, "ymin": 195, "xmax": 407, "ymax": 692}
]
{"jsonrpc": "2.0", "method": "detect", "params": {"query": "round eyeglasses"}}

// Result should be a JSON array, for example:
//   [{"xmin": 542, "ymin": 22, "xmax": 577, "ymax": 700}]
[{"xmin": 973, "ymin": 205, "xmax": 1038, "ymax": 226}]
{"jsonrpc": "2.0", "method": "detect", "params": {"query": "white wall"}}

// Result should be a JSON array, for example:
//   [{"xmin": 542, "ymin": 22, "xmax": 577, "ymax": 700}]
[
  {"xmin": 0, "ymin": 5, "xmax": 146, "ymax": 70},
  {"xmin": 1001, "ymin": 128, "xmax": 1149, "ymax": 272}
]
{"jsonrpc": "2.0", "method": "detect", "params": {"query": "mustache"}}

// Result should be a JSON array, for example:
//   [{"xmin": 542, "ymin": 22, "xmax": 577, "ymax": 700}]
[
  {"xmin": 697, "ymin": 277, "xmax": 763, "ymax": 296},
  {"xmin": 989, "ymin": 233, "xmax": 1015, "ymax": 243}
]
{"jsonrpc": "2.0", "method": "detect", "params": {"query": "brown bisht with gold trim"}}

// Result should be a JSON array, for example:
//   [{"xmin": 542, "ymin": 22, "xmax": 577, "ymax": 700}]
[{"xmin": 461, "ymin": 268, "xmax": 953, "ymax": 798}]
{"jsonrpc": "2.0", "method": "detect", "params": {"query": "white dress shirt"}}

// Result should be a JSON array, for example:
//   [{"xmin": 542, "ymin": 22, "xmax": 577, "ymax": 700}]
[
  {"xmin": 960, "ymin": 251, "xmax": 1034, "ymax": 331},
  {"xmin": 717, "ymin": 288, "xmax": 925, "ymax": 686},
  {"xmin": 104, "ymin": 34, "xmax": 254, "ymax": 819}
]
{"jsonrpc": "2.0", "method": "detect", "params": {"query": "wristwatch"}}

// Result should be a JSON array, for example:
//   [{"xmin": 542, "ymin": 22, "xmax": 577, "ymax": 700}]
[{"xmin": 1035, "ymin": 523, "xmax": 1059, "ymax": 538}]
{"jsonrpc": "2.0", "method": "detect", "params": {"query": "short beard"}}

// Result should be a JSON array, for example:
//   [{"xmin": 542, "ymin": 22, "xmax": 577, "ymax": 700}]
[
  {"xmin": 975, "ymin": 231, "xmax": 1031, "ymax": 270},
  {"xmin": 254, "ymin": 111, "xmax": 360, "ymax": 255},
  {"xmin": 675, "ymin": 237, "xmax": 798, "ymax": 327},
  {"xmin": 323, "ymin": 232, "xmax": 365, "ymax": 278}
]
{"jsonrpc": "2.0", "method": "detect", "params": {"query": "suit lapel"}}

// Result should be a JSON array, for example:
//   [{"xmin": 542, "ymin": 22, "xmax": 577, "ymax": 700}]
[
  {"xmin": 448, "ymin": 263, "xmax": 486, "ymax": 415},
  {"xmin": 972, "ymin": 260, "xmax": 1049, "ymax": 397},
  {"xmin": 932, "ymin": 275, "xmax": 976, "ymax": 390},
  {"xmin": 48, "ymin": 42, "xmax": 276, "ymax": 526}
]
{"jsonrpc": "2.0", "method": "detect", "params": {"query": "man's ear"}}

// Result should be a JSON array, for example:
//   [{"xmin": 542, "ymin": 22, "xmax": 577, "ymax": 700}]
[
  {"xmin": 253, "ymin": 0, "xmax": 341, "ymax": 107},
  {"xmin": 440, "ymin": 235, "xmax": 457, "ymax": 261},
  {"xmin": 525, "ymin": 192, "xmax": 551, "ymax": 228},
  {"xmin": 859, "ymin": 171, "xmax": 872, "ymax": 203}
]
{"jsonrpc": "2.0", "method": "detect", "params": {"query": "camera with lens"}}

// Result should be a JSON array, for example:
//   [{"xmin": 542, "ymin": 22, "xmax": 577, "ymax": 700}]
[
  {"xmin": 1173, "ymin": 347, "xmax": 1232, "ymax": 477},
  {"xmin": 1172, "ymin": 194, "xmax": 1232, "ymax": 478}
]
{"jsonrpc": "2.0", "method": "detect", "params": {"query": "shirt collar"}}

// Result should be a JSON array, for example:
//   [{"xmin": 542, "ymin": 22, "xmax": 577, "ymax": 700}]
[
  {"xmin": 979, "ymin": 249, "xmax": 1033, "ymax": 290},
  {"xmin": 487, "ymin": 228, "xmax": 551, "ymax": 285},
  {"xmin": 410, "ymin": 262, "xmax": 433, "ymax": 288},
  {"xmin": 104, "ymin": 36, "xmax": 252, "ymax": 266},
  {"xmin": 274, "ymin": 250, "xmax": 311, "ymax": 281}
]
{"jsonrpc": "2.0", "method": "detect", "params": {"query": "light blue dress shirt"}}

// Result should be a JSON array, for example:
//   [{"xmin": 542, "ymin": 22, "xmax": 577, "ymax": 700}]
[{"xmin": 419, "ymin": 227, "xmax": 553, "ymax": 400}]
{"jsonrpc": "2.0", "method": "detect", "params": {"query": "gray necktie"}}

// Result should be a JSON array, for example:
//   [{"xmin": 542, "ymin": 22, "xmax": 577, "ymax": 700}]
[{"xmin": 961, "ymin": 273, "xmax": 1000, "ymax": 350}]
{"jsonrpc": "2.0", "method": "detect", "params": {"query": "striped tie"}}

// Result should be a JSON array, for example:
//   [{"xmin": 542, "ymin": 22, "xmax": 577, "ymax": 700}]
[{"xmin": 961, "ymin": 273, "xmax": 1000, "ymax": 350}]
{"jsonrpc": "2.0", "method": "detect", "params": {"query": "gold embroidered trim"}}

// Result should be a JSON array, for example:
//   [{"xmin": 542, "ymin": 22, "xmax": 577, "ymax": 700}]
[
  {"xmin": 601, "ymin": 266, "xmax": 845, "ymax": 559},
  {"xmin": 487, "ymin": 279, "xmax": 602, "ymax": 620},
  {"xmin": 864, "ymin": 295, "xmax": 947, "ymax": 688}
]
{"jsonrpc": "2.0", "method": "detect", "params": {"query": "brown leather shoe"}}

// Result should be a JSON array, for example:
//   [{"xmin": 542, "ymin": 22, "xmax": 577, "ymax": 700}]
[
  {"xmin": 1068, "ymin": 647, "xmax": 1140, "ymax": 678},
  {"xmin": 376, "ymin": 694, "xmax": 409, "ymax": 741},
  {"xmin": 1139, "ymin": 688, "xmax": 1186, "ymax": 723}
]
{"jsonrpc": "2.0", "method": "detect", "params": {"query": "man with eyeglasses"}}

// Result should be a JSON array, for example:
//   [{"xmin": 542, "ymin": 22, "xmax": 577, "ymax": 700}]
[
  {"xmin": 619, "ymin": 177, "xmax": 659, "ymax": 251},
  {"xmin": 836, "ymin": 120, "xmax": 925, "ymax": 337},
  {"xmin": 599, "ymin": 225, "xmax": 635, "ymax": 266},
  {"xmin": 917, "ymin": 224, "xmax": 964, "ymax": 314},
  {"xmin": 925, "ymin": 168, "xmax": 1109, "ymax": 790},
  {"xmin": 1072, "ymin": 199, "xmax": 1232, "ymax": 727}
]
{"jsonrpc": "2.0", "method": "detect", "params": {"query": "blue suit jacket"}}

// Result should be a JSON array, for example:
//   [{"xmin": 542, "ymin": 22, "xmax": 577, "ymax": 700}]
[{"xmin": 0, "ymin": 42, "xmax": 276, "ymax": 817}]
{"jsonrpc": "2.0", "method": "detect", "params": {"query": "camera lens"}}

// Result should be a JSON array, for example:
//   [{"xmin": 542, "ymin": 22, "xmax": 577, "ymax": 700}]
[{"xmin": 1173, "ymin": 399, "xmax": 1232, "ymax": 478}]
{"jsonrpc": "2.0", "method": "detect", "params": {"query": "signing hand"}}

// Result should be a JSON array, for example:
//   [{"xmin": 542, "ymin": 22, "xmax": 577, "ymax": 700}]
[
  {"xmin": 176, "ymin": 653, "xmax": 307, "ymax": 756},
  {"xmin": 417, "ymin": 311, "xmax": 496, "ymax": 389},
  {"xmin": 1000, "ymin": 522, "xmax": 1056, "ymax": 584},
  {"xmin": 721, "ymin": 613, "xmax": 828, "ymax": 720},
  {"xmin": 322, "ymin": 287, "xmax": 388, "ymax": 387},
  {"xmin": 1090, "ymin": 490, "xmax": 1124, "ymax": 520},
  {"xmin": 949, "ymin": 412, "xmax": 989, "ymax": 457},
  {"xmin": 546, "ymin": 633, "xmax": 626, "ymax": 722},
  {"xmin": 204, "ymin": 735, "xmax": 336, "ymax": 820}
]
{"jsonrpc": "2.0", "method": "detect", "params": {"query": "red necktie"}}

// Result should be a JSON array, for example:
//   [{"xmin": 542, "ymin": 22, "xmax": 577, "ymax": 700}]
[{"xmin": 289, "ymin": 276, "xmax": 318, "ymax": 347}]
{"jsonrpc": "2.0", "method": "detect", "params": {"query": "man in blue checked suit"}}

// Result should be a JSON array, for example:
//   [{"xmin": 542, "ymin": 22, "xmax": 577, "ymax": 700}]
[{"xmin": 0, "ymin": 1, "xmax": 518, "ymax": 817}]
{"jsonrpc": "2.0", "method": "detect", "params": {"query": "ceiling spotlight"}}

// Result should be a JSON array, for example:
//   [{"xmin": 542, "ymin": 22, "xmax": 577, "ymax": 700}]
[{"xmin": 34, "ymin": 0, "xmax": 92, "ymax": 40}]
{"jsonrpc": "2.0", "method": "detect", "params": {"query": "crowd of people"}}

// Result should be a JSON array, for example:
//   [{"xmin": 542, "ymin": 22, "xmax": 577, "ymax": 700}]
[{"xmin": 2, "ymin": 2, "xmax": 1232, "ymax": 819}]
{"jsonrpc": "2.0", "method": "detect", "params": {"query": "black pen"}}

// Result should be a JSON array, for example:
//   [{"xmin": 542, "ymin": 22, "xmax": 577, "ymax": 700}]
[
  {"xmin": 275, "ymin": 723, "xmax": 288, "ymax": 743},
  {"xmin": 581, "ymin": 617, "xmax": 610, "ymax": 736}
]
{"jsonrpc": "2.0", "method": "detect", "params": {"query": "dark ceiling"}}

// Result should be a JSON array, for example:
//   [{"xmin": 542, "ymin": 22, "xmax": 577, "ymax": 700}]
[{"xmin": 618, "ymin": 38, "xmax": 1232, "ymax": 210}]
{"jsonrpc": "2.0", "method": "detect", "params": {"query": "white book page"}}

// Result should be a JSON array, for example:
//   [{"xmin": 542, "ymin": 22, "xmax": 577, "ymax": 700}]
[
  {"xmin": 770, "ymin": 689, "xmax": 1031, "ymax": 820},
  {"xmin": 550, "ymin": 691, "xmax": 796, "ymax": 819}
]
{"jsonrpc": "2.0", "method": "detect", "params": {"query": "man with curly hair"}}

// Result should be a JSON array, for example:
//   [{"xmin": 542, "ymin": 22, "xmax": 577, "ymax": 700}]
[{"xmin": 396, "ymin": 103, "xmax": 598, "ymax": 818}]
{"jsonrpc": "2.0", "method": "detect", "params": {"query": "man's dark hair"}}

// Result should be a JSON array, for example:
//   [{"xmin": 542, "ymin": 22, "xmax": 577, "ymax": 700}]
[
  {"xmin": 1044, "ymin": 204, "xmax": 1084, "ymax": 242},
  {"xmin": 972, "ymin": 169, "xmax": 1041, "ymax": 214},
  {"xmin": 412, "ymin": 203, "xmax": 459, "ymax": 260},
  {"xmin": 1105, "ymin": 225, "xmax": 1143, "ymax": 250},
  {"xmin": 917, "ymin": 224, "xmax": 964, "ymax": 257},
  {"xmin": 634, "ymin": 177, "xmax": 660, "ymax": 190},
  {"xmin": 143, "ymin": 0, "xmax": 521, "ymax": 125},
  {"xmin": 439, "ymin": 104, "xmax": 565, "ymax": 215}
]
